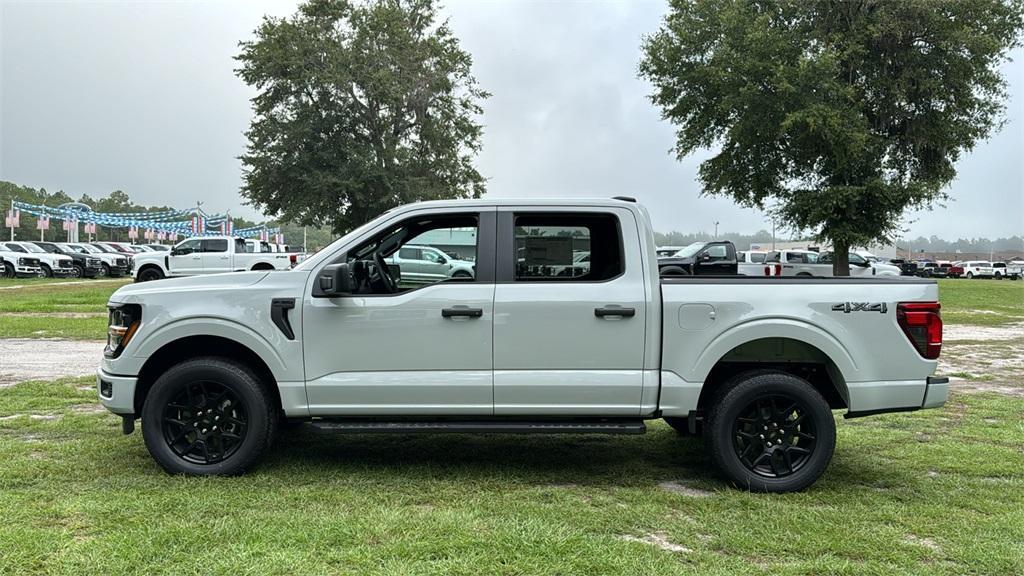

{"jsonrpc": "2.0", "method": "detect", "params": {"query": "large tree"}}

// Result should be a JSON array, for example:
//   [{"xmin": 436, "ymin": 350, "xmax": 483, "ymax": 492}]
[
  {"xmin": 640, "ymin": 0, "xmax": 1022, "ymax": 274},
  {"xmin": 236, "ymin": 0, "xmax": 488, "ymax": 234}
]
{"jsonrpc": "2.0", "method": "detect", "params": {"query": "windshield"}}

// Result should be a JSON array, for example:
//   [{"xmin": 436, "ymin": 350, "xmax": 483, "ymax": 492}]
[
  {"xmin": 76, "ymin": 244, "xmax": 101, "ymax": 254},
  {"xmin": 4, "ymin": 243, "xmax": 27, "ymax": 253},
  {"xmin": 19, "ymin": 243, "xmax": 45, "ymax": 253},
  {"xmin": 91, "ymin": 243, "xmax": 117, "ymax": 253},
  {"xmin": 674, "ymin": 242, "xmax": 707, "ymax": 258}
]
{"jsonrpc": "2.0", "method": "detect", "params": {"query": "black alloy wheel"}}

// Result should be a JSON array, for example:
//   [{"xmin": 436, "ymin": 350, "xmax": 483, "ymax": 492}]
[
  {"xmin": 731, "ymin": 394, "xmax": 816, "ymax": 478},
  {"xmin": 707, "ymin": 371, "xmax": 835, "ymax": 492},
  {"xmin": 141, "ymin": 357, "xmax": 277, "ymax": 476},
  {"xmin": 161, "ymin": 380, "xmax": 248, "ymax": 465}
]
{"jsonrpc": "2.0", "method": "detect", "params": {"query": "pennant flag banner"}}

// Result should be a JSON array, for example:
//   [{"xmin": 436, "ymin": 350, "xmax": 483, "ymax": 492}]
[
  {"xmin": 10, "ymin": 201, "xmax": 281, "ymax": 240},
  {"xmin": 5, "ymin": 209, "xmax": 20, "ymax": 228},
  {"xmin": 37, "ymin": 215, "xmax": 50, "ymax": 231}
]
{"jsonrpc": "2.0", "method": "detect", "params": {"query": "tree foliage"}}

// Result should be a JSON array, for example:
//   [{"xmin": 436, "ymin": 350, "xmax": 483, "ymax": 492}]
[
  {"xmin": 235, "ymin": 0, "xmax": 488, "ymax": 234},
  {"xmin": 640, "ymin": 0, "xmax": 1023, "ymax": 274}
]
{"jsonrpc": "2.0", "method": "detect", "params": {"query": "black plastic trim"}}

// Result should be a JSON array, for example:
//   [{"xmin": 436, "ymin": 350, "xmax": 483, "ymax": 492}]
[
  {"xmin": 595, "ymin": 306, "xmax": 636, "ymax": 318},
  {"xmin": 843, "ymin": 406, "xmax": 920, "ymax": 419},
  {"xmin": 271, "ymin": 298, "xmax": 296, "ymax": 340},
  {"xmin": 927, "ymin": 376, "xmax": 949, "ymax": 385},
  {"xmin": 441, "ymin": 307, "xmax": 484, "ymax": 318},
  {"xmin": 310, "ymin": 419, "xmax": 646, "ymax": 434}
]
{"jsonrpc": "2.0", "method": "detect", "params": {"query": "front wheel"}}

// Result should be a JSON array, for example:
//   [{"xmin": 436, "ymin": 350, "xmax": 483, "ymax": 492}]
[
  {"xmin": 40, "ymin": 265, "xmax": 53, "ymax": 278},
  {"xmin": 137, "ymin": 266, "xmax": 165, "ymax": 282},
  {"xmin": 660, "ymin": 266, "xmax": 689, "ymax": 277},
  {"xmin": 99, "ymin": 263, "xmax": 110, "ymax": 277},
  {"xmin": 141, "ymin": 357, "xmax": 278, "ymax": 476},
  {"xmin": 70, "ymin": 264, "xmax": 84, "ymax": 278},
  {"xmin": 706, "ymin": 371, "xmax": 836, "ymax": 493},
  {"xmin": 2, "ymin": 263, "xmax": 14, "ymax": 279}
]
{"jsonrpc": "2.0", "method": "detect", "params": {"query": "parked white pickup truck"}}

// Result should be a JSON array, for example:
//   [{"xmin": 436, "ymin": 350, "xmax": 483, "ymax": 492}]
[
  {"xmin": 133, "ymin": 236, "xmax": 296, "ymax": 282},
  {"xmin": 98, "ymin": 198, "xmax": 947, "ymax": 492}
]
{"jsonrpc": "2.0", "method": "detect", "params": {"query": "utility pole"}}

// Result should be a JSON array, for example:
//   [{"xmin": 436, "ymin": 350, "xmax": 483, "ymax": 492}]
[
  {"xmin": 713, "ymin": 221, "xmax": 719, "ymax": 240},
  {"xmin": 303, "ymin": 226, "xmax": 308, "ymax": 253},
  {"xmin": 771, "ymin": 218, "xmax": 776, "ymax": 251}
]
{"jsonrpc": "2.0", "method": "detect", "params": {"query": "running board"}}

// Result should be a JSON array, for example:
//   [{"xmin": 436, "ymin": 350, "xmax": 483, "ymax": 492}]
[{"xmin": 309, "ymin": 420, "xmax": 646, "ymax": 435}]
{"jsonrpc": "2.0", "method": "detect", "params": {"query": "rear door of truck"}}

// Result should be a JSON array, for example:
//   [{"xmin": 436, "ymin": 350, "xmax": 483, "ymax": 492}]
[{"xmin": 492, "ymin": 206, "xmax": 648, "ymax": 415}]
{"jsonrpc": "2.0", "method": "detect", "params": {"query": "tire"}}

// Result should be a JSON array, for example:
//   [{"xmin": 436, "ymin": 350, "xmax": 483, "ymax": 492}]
[
  {"xmin": 966, "ymin": 272, "xmax": 973, "ymax": 279},
  {"xmin": 141, "ymin": 357, "xmax": 278, "ymax": 476},
  {"xmin": 995, "ymin": 272, "xmax": 1003, "ymax": 280},
  {"xmin": 452, "ymin": 270, "xmax": 472, "ymax": 279},
  {"xmin": 2, "ymin": 263, "xmax": 13, "ymax": 279},
  {"xmin": 137, "ymin": 266, "xmax": 165, "ymax": 282},
  {"xmin": 70, "ymin": 264, "xmax": 84, "ymax": 278},
  {"xmin": 706, "ymin": 371, "xmax": 836, "ymax": 493},
  {"xmin": 660, "ymin": 266, "xmax": 689, "ymax": 276},
  {"xmin": 796, "ymin": 272, "xmax": 813, "ymax": 277},
  {"xmin": 40, "ymin": 265, "xmax": 53, "ymax": 278},
  {"xmin": 99, "ymin": 263, "xmax": 110, "ymax": 277}
]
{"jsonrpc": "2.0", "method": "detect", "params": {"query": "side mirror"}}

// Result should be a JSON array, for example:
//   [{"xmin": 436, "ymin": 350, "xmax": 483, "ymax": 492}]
[
  {"xmin": 171, "ymin": 248, "xmax": 185, "ymax": 256},
  {"xmin": 857, "ymin": 260, "xmax": 871, "ymax": 267},
  {"xmin": 437, "ymin": 255, "xmax": 448, "ymax": 265},
  {"xmin": 315, "ymin": 263, "xmax": 352, "ymax": 297}
]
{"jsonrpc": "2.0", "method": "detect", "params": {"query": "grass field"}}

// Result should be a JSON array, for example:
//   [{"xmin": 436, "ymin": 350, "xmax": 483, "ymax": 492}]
[
  {"xmin": 0, "ymin": 278, "xmax": 130, "ymax": 339},
  {"xmin": 0, "ymin": 275, "xmax": 1022, "ymax": 574}
]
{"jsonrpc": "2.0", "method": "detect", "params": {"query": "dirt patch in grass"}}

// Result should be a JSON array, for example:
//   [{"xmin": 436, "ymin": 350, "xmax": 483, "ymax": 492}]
[
  {"xmin": 619, "ymin": 532, "xmax": 692, "ymax": 553},
  {"xmin": 944, "ymin": 322, "xmax": 1024, "ymax": 342},
  {"xmin": 0, "ymin": 338, "xmax": 105, "ymax": 387},
  {"xmin": 658, "ymin": 481, "xmax": 714, "ymax": 498}
]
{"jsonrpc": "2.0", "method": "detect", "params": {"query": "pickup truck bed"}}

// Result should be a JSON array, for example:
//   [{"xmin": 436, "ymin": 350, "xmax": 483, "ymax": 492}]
[{"xmin": 98, "ymin": 197, "xmax": 946, "ymax": 492}]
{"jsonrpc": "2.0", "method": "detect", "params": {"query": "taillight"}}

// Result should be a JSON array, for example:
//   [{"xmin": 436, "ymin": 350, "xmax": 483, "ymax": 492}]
[
  {"xmin": 289, "ymin": 254, "xmax": 297, "ymax": 266},
  {"xmin": 897, "ymin": 302, "xmax": 942, "ymax": 359}
]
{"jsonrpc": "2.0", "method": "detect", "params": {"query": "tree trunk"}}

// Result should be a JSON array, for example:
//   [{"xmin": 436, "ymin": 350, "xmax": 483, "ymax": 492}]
[{"xmin": 833, "ymin": 240, "xmax": 850, "ymax": 277}]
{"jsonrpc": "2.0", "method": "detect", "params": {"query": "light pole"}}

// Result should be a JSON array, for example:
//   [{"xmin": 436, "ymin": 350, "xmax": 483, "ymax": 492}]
[{"xmin": 714, "ymin": 221, "xmax": 719, "ymax": 240}]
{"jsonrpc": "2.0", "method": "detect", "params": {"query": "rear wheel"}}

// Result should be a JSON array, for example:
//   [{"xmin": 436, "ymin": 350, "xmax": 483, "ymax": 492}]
[
  {"xmin": 706, "ymin": 371, "xmax": 835, "ymax": 493},
  {"xmin": 141, "ymin": 357, "xmax": 278, "ymax": 476}
]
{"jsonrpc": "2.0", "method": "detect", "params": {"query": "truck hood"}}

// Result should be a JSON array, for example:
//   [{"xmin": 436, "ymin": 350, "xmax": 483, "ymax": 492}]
[{"xmin": 109, "ymin": 271, "xmax": 270, "ymax": 303}]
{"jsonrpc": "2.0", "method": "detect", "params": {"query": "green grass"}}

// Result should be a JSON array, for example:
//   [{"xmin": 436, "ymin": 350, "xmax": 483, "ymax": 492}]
[
  {"xmin": 0, "ymin": 379, "xmax": 1021, "ymax": 575},
  {"xmin": 0, "ymin": 278, "xmax": 130, "ymax": 340},
  {"xmin": 937, "ymin": 277, "xmax": 1024, "ymax": 326}
]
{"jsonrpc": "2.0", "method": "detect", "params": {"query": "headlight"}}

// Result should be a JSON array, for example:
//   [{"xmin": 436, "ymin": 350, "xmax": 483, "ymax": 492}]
[{"xmin": 105, "ymin": 303, "xmax": 142, "ymax": 358}]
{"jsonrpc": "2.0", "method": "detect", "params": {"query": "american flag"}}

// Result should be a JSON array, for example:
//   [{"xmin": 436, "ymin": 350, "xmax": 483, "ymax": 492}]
[
  {"xmin": 191, "ymin": 215, "xmax": 206, "ymax": 235},
  {"xmin": 37, "ymin": 215, "xmax": 50, "ymax": 231}
]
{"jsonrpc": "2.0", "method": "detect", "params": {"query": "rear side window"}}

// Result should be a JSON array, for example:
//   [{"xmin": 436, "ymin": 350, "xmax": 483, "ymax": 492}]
[
  {"xmin": 202, "ymin": 239, "xmax": 228, "ymax": 253},
  {"xmin": 765, "ymin": 251, "xmax": 781, "ymax": 262},
  {"xmin": 513, "ymin": 213, "xmax": 622, "ymax": 281},
  {"xmin": 398, "ymin": 247, "xmax": 422, "ymax": 260}
]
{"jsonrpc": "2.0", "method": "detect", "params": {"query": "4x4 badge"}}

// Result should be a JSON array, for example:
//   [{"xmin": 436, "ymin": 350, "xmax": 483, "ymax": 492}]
[{"xmin": 832, "ymin": 302, "xmax": 887, "ymax": 314}]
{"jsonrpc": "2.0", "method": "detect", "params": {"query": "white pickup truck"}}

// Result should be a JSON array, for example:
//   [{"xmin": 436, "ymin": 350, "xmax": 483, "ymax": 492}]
[
  {"xmin": 132, "ymin": 236, "xmax": 297, "ymax": 282},
  {"xmin": 98, "ymin": 198, "xmax": 947, "ymax": 492}
]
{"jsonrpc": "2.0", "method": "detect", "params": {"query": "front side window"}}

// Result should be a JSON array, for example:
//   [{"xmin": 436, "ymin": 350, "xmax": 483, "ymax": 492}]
[
  {"xmin": 513, "ymin": 213, "xmax": 622, "ymax": 281},
  {"xmin": 703, "ymin": 244, "xmax": 728, "ymax": 260},
  {"xmin": 348, "ymin": 213, "xmax": 480, "ymax": 294},
  {"xmin": 176, "ymin": 239, "xmax": 202, "ymax": 253}
]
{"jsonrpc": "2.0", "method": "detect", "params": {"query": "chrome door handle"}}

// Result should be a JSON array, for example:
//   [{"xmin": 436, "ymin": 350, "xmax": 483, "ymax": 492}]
[{"xmin": 594, "ymin": 306, "xmax": 636, "ymax": 318}]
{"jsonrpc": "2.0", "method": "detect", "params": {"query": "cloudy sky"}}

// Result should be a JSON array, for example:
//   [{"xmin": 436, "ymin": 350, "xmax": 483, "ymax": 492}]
[{"xmin": 1, "ymin": 0, "xmax": 1021, "ymax": 239}]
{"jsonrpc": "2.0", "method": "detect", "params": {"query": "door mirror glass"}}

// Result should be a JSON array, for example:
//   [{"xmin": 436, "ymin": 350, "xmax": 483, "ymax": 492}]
[{"xmin": 316, "ymin": 263, "xmax": 353, "ymax": 297}]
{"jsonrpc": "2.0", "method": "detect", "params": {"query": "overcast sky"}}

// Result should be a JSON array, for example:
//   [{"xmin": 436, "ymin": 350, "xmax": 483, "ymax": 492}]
[{"xmin": 1, "ymin": 0, "xmax": 1021, "ymax": 239}]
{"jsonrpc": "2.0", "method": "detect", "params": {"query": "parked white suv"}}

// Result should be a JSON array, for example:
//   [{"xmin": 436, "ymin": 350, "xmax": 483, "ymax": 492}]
[
  {"xmin": 385, "ymin": 244, "xmax": 475, "ymax": 283},
  {"xmin": 960, "ymin": 261, "xmax": 994, "ymax": 279}
]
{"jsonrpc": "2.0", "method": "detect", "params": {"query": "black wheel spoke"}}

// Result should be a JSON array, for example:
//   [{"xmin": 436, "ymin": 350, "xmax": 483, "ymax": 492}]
[
  {"xmin": 732, "ymin": 393, "xmax": 817, "ymax": 479},
  {"xmin": 162, "ymin": 379, "xmax": 248, "ymax": 466}
]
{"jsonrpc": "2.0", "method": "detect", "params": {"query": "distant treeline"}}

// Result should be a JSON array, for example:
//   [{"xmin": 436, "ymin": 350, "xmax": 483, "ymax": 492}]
[
  {"xmin": 3, "ymin": 181, "xmax": 1019, "ymax": 254},
  {"xmin": 0, "ymin": 181, "xmax": 335, "ymax": 250}
]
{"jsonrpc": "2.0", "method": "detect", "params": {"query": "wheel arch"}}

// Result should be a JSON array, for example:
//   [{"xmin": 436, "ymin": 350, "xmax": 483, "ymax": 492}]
[
  {"xmin": 250, "ymin": 262, "xmax": 275, "ymax": 271},
  {"xmin": 686, "ymin": 319, "xmax": 858, "ymax": 411},
  {"xmin": 133, "ymin": 334, "xmax": 283, "ymax": 416}
]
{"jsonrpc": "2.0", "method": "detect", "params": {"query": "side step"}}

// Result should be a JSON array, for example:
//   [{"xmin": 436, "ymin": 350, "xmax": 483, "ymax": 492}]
[{"xmin": 309, "ymin": 420, "xmax": 646, "ymax": 435}]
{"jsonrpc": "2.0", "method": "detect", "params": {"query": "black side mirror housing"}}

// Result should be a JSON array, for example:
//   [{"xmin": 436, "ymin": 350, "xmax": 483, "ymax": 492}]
[{"xmin": 315, "ymin": 263, "xmax": 352, "ymax": 297}]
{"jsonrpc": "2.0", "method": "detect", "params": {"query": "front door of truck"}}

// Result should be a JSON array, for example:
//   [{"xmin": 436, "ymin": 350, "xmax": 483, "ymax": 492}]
[
  {"xmin": 302, "ymin": 208, "xmax": 497, "ymax": 416},
  {"xmin": 167, "ymin": 239, "xmax": 203, "ymax": 275},
  {"xmin": 492, "ymin": 208, "xmax": 648, "ymax": 416}
]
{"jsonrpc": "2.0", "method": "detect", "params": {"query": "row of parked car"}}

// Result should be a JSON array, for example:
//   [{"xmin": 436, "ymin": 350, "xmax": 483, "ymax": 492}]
[
  {"xmin": 655, "ymin": 242, "xmax": 1024, "ymax": 280},
  {"xmin": 0, "ymin": 238, "xmax": 302, "ymax": 280},
  {"xmin": 893, "ymin": 259, "xmax": 1023, "ymax": 280},
  {"xmin": 0, "ymin": 240, "xmax": 161, "ymax": 279}
]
